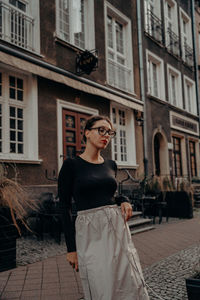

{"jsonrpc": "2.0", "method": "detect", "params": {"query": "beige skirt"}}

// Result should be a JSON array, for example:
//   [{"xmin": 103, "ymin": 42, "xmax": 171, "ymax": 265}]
[{"xmin": 75, "ymin": 205, "xmax": 149, "ymax": 300}]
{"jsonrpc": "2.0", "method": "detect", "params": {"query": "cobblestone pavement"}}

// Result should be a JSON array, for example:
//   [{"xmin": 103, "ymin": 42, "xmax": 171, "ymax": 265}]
[
  {"xmin": 16, "ymin": 235, "xmax": 67, "ymax": 266},
  {"xmin": 1, "ymin": 214, "xmax": 200, "ymax": 299},
  {"xmin": 143, "ymin": 243, "xmax": 200, "ymax": 300}
]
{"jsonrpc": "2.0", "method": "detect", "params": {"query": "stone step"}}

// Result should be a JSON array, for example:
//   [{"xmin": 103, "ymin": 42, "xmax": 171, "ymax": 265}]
[
  {"xmin": 128, "ymin": 217, "xmax": 152, "ymax": 228},
  {"xmin": 128, "ymin": 216, "xmax": 155, "ymax": 235},
  {"xmin": 131, "ymin": 211, "xmax": 143, "ymax": 219},
  {"xmin": 130, "ymin": 225, "xmax": 155, "ymax": 235}
]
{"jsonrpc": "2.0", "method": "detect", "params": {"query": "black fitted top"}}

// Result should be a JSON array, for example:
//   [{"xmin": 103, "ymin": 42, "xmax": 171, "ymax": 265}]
[{"xmin": 58, "ymin": 156, "xmax": 129, "ymax": 252}]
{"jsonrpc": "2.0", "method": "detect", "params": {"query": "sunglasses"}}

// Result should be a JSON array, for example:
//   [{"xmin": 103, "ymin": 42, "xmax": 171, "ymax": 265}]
[{"xmin": 89, "ymin": 126, "xmax": 116, "ymax": 138}]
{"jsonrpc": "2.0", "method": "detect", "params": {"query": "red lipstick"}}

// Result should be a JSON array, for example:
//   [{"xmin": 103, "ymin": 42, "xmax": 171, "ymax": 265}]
[{"xmin": 101, "ymin": 139, "xmax": 107, "ymax": 145}]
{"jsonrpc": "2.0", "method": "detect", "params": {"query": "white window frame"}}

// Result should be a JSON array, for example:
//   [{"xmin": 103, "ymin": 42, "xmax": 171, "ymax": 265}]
[
  {"xmin": 144, "ymin": 0, "xmax": 161, "ymax": 36},
  {"xmin": 167, "ymin": 64, "xmax": 182, "ymax": 108},
  {"xmin": 55, "ymin": 0, "xmax": 95, "ymax": 50},
  {"xmin": 164, "ymin": 0, "xmax": 179, "ymax": 51},
  {"xmin": 110, "ymin": 103, "xmax": 137, "ymax": 167},
  {"xmin": 0, "ymin": 66, "xmax": 39, "ymax": 162},
  {"xmin": 146, "ymin": 50, "xmax": 165, "ymax": 101},
  {"xmin": 144, "ymin": 0, "xmax": 161, "ymax": 21},
  {"xmin": 183, "ymin": 75, "xmax": 197, "ymax": 115},
  {"xmin": 179, "ymin": 8, "xmax": 193, "ymax": 62},
  {"xmin": 105, "ymin": 1, "xmax": 134, "ymax": 94},
  {"xmin": 0, "ymin": 0, "xmax": 40, "ymax": 54}
]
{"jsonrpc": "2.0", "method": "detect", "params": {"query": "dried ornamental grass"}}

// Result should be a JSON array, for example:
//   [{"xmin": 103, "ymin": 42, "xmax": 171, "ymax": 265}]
[{"xmin": 0, "ymin": 177, "xmax": 37, "ymax": 235}]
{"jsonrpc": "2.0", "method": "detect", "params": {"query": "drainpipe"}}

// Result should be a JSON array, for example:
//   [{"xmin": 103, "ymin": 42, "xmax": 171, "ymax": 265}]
[
  {"xmin": 191, "ymin": 0, "xmax": 200, "ymax": 180},
  {"xmin": 191, "ymin": 0, "xmax": 200, "ymax": 123},
  {"xmin": 136, "ymin": 0, "xmax": 148, "ymax": 177}
]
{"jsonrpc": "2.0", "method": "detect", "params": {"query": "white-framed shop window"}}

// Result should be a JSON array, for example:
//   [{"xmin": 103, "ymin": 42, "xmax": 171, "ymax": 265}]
[
  {"xmin": 167, "ymin": 64, "xmax": 182, "ymax": 108},
  {"xmin": 180, "ymin": 8, "xmax": 193, "ymax": 66},
  {"xmin": 0, "ymin": 67, "xmax": 39, "ymax": 162},
  {"xmin": 105, "ymin": 1, "xmax": 134, "ymax": 94},
  {"xmin": 184, "ymin": 75, "xmax": 197, "ymax": 115},
  {"xmin": 0, "ymin": 0, "xmax": 40, "ymax": 53},
  {"xmin": 56, "ymin": 0, "xmax": 95, "ymax": 50},
  {"xmin": 146, "ymin": 50, "xmax": 165, "ymax": 100},
  {"xmin": 111, "ymin": 104, "xmax": 136, "ymax": 166}
]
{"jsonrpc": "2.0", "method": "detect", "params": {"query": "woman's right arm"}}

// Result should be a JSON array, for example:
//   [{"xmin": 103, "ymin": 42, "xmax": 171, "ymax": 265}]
[{"xmin": 58, "ymin": 159, "xmax": 77, "ymax": 253}]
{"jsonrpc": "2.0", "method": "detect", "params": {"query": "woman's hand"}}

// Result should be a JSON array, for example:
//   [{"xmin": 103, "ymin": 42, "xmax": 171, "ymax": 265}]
[
  {"xmin": 121, "ymin": 202, "xmax": 133, "ymax": 222},
  {"xmin": 66, "ymin": 252, "xmax": 79, "ymax": 272}
]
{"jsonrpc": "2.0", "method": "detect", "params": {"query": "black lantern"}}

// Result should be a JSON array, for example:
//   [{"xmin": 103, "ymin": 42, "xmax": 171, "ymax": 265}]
[{"xmin": 76, "ymin": 49, "xmax": 98, "ymax": 75}]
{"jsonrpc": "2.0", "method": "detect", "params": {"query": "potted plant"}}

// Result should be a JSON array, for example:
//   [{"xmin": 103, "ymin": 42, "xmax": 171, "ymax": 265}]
[{"xmin": 0, "ymin": 163, "xmax": 37, "ymax": 272}]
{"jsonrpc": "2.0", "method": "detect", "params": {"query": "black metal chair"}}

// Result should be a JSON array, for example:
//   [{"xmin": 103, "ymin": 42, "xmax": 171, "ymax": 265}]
[{"xmin": 36, "ymin": 192, "xmax": 62, "ymax": 244}]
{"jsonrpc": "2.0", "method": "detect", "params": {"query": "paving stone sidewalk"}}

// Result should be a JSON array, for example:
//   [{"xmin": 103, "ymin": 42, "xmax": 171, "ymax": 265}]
[{"xmin": 1, "ymin": 216, "xmax": 200, "ymax": 299}]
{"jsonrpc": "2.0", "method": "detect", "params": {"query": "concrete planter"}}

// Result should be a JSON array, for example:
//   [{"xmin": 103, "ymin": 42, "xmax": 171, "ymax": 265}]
[
  {"xmin": 0, "ymin": 207, "xmax": 18, "ymax": 272},
  {"xmin": 186, "ymin": 276, "xmax": 200, "ymax": 300},
  {"xmin": 165, "ymin": 191, "xmax": 193, "ymax": 219}
]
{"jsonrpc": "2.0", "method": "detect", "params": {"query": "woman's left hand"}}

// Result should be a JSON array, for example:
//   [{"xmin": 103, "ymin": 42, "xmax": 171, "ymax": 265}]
[{"xmin": 121, "ymin": 202, "xmax": 133, "ymax": 222}]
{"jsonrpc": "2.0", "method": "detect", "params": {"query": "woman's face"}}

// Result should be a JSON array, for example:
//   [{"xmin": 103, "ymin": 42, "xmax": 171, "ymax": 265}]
[{"xmin": 85, "ymin": 119, "xmax": 113, "ymax": 150}]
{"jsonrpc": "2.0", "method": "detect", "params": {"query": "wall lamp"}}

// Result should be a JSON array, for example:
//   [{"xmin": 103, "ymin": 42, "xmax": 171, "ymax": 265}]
[{"xmin": 134, "ymin": 110, "xmax": 144, "ymax": 126}]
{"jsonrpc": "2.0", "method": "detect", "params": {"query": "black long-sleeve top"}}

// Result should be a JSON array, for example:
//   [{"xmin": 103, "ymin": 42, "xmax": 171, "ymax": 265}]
[{"xmin": 58, "ymin": 156, "xmax": 129, "ymax": 252}]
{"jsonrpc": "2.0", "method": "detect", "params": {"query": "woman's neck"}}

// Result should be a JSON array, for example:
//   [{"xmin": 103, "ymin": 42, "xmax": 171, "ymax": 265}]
[{"xmin": 80, "ymin": 147, "xmax": 103, "ymax": 163}]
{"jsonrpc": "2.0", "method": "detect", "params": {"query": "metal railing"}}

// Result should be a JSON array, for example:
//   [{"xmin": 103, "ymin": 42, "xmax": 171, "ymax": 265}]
[
  {"xmin": 184, "ymin": 43, "xmax": 194, "ymax": 67},
  {"xmin": 108, "ymin": 59, "xmax": 133, "ymax": 93},
  {"xmin": 0, "ymin": 1, "xmax": 34, "ymax": 51},
  {"xmin": 145, "ymin": 9, "xmax": 163, "ymax": 43},
  {"xmin": 166, "ymin": 28, "xmax": 180, "ymax": 57}
]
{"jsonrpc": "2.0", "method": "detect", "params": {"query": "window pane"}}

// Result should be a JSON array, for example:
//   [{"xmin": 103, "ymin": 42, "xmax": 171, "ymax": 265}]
[
  {"xmin": 10, "ymin": 88, "xmax": 15, "ymax": 99},
  {"xmin": 10, "ymin": 143, "xmax": 16, "ymax": 153},
  {"xmin": 18, "ymin": 132, "xmax": 23, "ymax": 142},
  {"xmin": 66, "ymin": 115, "xmax": 75, "ymax": 128},
  {"xmin": 66, "ymin": 131, "xmax": 76, "ymax": 143},
  {"xmin": 17, "ymin": 90, "xmax": 23, "ymax": 101},
  {"xmin": 189, "ymin": 141, "xmax": 197, "ymax": 177},
  {"xmin": 17, "ymin": 78, "xmax": 23, "ymax": 89},
  {"xmin": 80, "ymin": 118, "xmax": 86, "ymax": 130},
  {"xmin": 74, "ymin": 0, "xmax": 85, "ymax": 48},
  {"xmin": 18, "ymin": 143, "xmax": 23, "ymax": 153},
  {"xmin": 152, "ymin": 63, "xmax": 158, "ymax": 97},
  {"xmin": 17, "ymin": 108, "xmax": 23, "ymax": 118},
  {"xmin": 9, "ymin": 76, "xmax": 15, "ymax": 87},
  {"xmin": 10, "ymin": 131, "xmax": 16, "ymax": 141},
  {"xmin": 107, "ymin": 16, "xmax": 113, "ymax": 48},
  {"xmin": 18, "ymin": 1, "xmax": 26, "ymax": 12},
  {"xmin": 116, "ymin": 21, "xmax": 124, "ymax": 54},
  {"xmin": 59, "ymin": 0, "xmax": 70, "ymax": 42},
  {"xmin": 18, "ymin": 120, "xmax": 23, "ymax": 130},
  {"xmin": 171, "ymin": 74, "xmax": 176, "ymax": 106},
  {"xmin": 9, "ymin": 0, "xmax": 17, "ymax": 6},
  {"xmin": 9, "ymin": 106, "xmax": 24, "ymax": 154},
  {"xmin": 66, "ymin": 146, "xmax": 76, "ymax": 158},
  {"xmin": 173, "ymin": 137, "xmax": 182, "ymax": 177},
  {"xmin": 10, "ymin": 119, "xmax": 16, "ymax": 129},
  {"xmin": 9, "ymin": 76, "xmax": 24, "ymax": 101}
]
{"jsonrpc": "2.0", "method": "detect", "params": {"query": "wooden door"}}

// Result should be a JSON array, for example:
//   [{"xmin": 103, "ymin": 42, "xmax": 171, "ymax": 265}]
[{"xmin": 62, "ymin": 109, "xmax": 89, "ymax": 160}]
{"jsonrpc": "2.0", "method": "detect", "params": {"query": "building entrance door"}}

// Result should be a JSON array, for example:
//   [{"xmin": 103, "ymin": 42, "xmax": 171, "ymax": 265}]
[
  {"xmin": 153, "ymin": 132, "xmax": 169, "ymax": 177},
  {"xmin": 62, "ymin": 109, "xmax": 89, "ymax": 160}
]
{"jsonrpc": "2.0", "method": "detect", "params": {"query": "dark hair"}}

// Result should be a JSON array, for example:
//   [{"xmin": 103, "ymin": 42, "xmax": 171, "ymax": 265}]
[{"xmin": 83, "ymin": 115, "xmax": 114, "ymax": 143}]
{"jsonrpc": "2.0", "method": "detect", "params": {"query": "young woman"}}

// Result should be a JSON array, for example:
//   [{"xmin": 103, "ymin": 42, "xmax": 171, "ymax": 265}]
[{"xmin": 58, "ymin": 115, "xmax": 149, "ymax": 300}]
